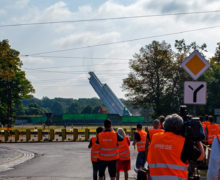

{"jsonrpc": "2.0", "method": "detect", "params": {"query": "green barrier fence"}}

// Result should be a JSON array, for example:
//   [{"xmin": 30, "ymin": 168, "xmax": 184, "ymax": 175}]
[{"xmin": 122, "ymin": 116, "xmax": 144, "ymax": 123}]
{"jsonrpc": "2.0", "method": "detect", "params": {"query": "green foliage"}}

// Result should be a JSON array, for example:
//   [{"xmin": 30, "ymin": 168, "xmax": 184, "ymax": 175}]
[
  {"xmin": 18, "ymin": 97, "xmax": 105, "ymax": 116},
  {"xmin": 0, "ymin": 40, "xmax": 34, "ymax": 126},
  {"xmin": 81, "ymin": 105, "xmax": 93, "ymax": 114},
  {"xmin": 123, "ymin": 40, "xmax": 208, "ymax": 117}
]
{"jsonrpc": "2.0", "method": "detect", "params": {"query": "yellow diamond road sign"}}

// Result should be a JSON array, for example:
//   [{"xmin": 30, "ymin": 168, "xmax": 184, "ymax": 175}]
[{"xmin": 181, "ymin": 50, "xmax": 210, "ymax": 80}]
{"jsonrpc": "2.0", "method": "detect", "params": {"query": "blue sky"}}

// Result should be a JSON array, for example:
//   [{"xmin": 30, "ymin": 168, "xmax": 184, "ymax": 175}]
[{"xmin": 1, "ymin": 0, "xmax": 220, "ymax": 99}]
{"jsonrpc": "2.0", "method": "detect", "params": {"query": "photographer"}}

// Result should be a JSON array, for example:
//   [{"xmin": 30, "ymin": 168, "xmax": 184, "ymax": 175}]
[{"xmin": 147, "ymin": 114, "xmax": 204, "ymax": 180}]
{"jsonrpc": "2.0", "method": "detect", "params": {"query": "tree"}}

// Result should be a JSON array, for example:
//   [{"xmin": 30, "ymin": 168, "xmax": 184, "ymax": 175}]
[
  {"xmin": 81, "ymin": 105, "xmax": 93, "ymax": 114},
  {"xmin": 51, "ymin": 101, "xmax": 64, "ymax": 115},
  {"xmin": 201, "ymin": 43, "xmax": 220, "ymax": 114},
  {"xmin": 67, "ymin": 102, "xmax": 81, "ymax": 113},
  {"xmin": 25, "ymin": 103, "xmax": 48, "ymax": 115},
  {"xmin": 122, "ymin": 41, "xmax": 174, "ymax": 116},
  {"xmin": 0, "ymin": 40, "xmax": 34, "ymax": 126},
  {"xmin": 122, "ymin": 40, "xmax": 207, "ymax": 117}
]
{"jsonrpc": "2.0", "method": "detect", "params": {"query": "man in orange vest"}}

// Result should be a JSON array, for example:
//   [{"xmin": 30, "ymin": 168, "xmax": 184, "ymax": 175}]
[
  {"xmin": 147, "ymin": 114, "xmax": 205, "ymax": 180},
  {"xmin": 97, "ymin": 119, "xmax": 124, "ymax": 180},
  {"xmin": 207, "ymin": 135, "xmax": 220, "ymax": 180},
  {"xmin": 147, "ymin": 119, "xmax": 164, "ymax": 143},
  {"xmin": 207, "ymin": 115, "xmax": 220, "ymax": 145},
  {"xmin": 133, "ymin": 123, "xmax": 147, "ymax": 170},
  {"xmin": 158, "ymin": 115, "xmax": 165, "ymax": 129},
  {"xmin": 88, "ymin": 127, "xmax": 103, "ymax": 180}
]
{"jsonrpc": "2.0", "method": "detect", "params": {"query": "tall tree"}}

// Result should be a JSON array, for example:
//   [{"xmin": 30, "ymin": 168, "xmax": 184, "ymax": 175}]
[
  {"xmin": 0, "ymin": 40, "xmax": 34, "ymax": 126},
  {"xmin": 122, "ymin": 41, "xmax": 174, "ymax": 116},
  {"xmin": 201, "ymin": 43, "xmax": 220, "ymax": 114},
  {"xmin": 122, "ymin": 40, "xmax": 207, "ymax": 117}
]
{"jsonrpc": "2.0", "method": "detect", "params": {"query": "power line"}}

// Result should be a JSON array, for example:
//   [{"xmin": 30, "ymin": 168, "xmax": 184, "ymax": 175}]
[
  {"xmin": 24, "ymin": 68, "xmax": 129, "ymax": 74},
  {"xmin": 1, "ymin": 10, "xmax": 220, "ymax": 28},
  {"xmin": 28, "ymin": 25, "xmax": 220, "ymax": 56},
  {"xmin": 23, "ymin": 62, "xmax": 129, "ymax": 70},
  {"xmin": 21, "ymin": 55, "xmax": 130, "ymax": 61}
]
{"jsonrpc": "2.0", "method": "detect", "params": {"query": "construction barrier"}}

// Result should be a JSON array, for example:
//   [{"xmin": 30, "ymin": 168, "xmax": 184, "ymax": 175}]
[
  {"xmin": 15, "ymin": 129, "xmax": 19, "ymax": 142},
  {"xmin": 0, "ymin": 127, "xmax": 143, "ymax": 143},
  {"xmin": 38, "ymin": 129, "xmax": 42, "ymax": 142},
  {"xmin": 26, "ymin": 129, "xmax": 31, "ymax": 142},
  {"xmin": 50, "ymin": 129, "xmax": 54, "ymax": 141},
  {"xmin": 4, "ymin": 130, "xmax": 9, "ymax": 142},
  {"xmin": 85, "ymin": 128, "xmax": 90, "ymax": 141},
  {"xmin": 73, "ymin": 129, "xmax": 78, "ymax": 141},
  {"xmin": 61, "ymin": 129, "xmax": 66, "ymax": 141}
]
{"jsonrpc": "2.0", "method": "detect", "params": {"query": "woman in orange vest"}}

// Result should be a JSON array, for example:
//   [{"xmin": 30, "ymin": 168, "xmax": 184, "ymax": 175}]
[
  {"xmin": 116, "ymin": 128, "xmax": 131, "ymax": 180},
  {"xmin": 147, "ymin": 114, "xmax": 205, "ymax": 180},
  {"xmin": 88, "ymin": 127, "xmax": 103, "ymax": 180},
  {"xmin": 207, "ymin": 115, "xmax": 220, "ymax": 145}
]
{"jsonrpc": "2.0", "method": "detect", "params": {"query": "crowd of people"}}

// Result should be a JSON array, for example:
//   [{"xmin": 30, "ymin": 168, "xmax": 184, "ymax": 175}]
[{"xmin": 88, "ymin": 114, "xmax": 220, "ymax": 180}]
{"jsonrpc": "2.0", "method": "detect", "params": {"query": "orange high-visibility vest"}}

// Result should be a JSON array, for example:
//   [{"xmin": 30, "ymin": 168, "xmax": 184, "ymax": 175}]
[
  {"xmin": 207, "ymin": 124, "xmax": 220, "ymax": 144},
  {"xmin": 148, "ymin": 129, "xmax": 164, "ymax": 142},
  {"xmin": 91, "ymin": 137, "xmax": 100, "ymax": 162},
  {"xmin": 147, "ymin": 132, "xmax": 189, "ymax": 180},
  {"xmin": 98, "ymin": 131, "xmax": 119, "ymax": 161},
  {"xmin": 118, "ymin": 136, "xmax": 130, "ymax": 160},
  {"xmin": 137, "ymin": 130, "xmax": 147, "ymax": 152},
  {"xmin": 202, "ymin": 121, "xmax": 210, "ymax": 134}
]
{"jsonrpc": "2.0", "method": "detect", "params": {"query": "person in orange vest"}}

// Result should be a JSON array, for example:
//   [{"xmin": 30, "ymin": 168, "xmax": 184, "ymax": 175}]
[
  {"xmin": 158, "ymin": 115, "xmax": 165, "ymax": 129},
  {"xmin": 116, "ymin": 128, "xmax": 131, "ymax": 180},
  {"xmin": 207, "ymin": 135, "xmax": 220, "ymax": 180},
  {"xmin": 201, "ymin": 115, "xmax": 210, "ymax": 140},
  {"xmin": 133, "ymin": 123, "xmax": 147, "ymax": 170},
  {"xmin": 88, "ymin": 127, "xmax": 103, "ymax": 180},
  {"xmin": 207, "ymin": 115, "xmax": 220, "ymax": 145},
  {"xmin": 145, "ymin": 119, "xmax": 165, "ymax": 159},
  {"xmin": 148, "ymin": 119, "xmax": 164, "ymax": 143},
  {"xmin": 147, "ymin": 114, "xmax": 205, "ymax": 180},
  {"xmin": 97, "ymin": 119, "xmax": 124, "ymax": 180}
]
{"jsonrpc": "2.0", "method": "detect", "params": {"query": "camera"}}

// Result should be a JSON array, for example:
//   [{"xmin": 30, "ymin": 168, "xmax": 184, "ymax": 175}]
[{"xmin": 179, "ymin": 105, "xmax": 205, "ymax": 141}]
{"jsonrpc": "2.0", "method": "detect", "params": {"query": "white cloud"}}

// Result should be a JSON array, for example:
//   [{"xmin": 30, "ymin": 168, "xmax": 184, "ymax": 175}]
[
  {"xmin": 2, "ymin": 0, "xmax": 220, "ymax": 99},
  {"xmin": 53, "ymin": 31, "xmax": 121, "ymax": 48},
  {"xmin": 15, "ymin": 0, "xmax": 30, "ymax": 8}
]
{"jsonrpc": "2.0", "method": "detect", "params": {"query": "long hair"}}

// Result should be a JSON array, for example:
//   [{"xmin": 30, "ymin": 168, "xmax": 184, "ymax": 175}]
[{"xmin": 117, "ymin": 128, "xmax": 126, "ymax": 137}]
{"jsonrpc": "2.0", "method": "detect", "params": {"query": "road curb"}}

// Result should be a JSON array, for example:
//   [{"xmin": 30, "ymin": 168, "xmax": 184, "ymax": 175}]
[{"xmin": 0, "ymin": 147, "xmax": 35, "ymax": 173}]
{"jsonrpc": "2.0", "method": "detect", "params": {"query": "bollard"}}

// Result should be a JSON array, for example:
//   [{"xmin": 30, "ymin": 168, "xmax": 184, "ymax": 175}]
[
  {"xmin": 49, "ymin": 129, "xmax": 54, "ymax": 141},
  {"xmin": 15, "ymin": 129, "xmax": 19, "ymax": 142},
  {"xmin": 38, "ymin": 129, "xmax": 42, "ymax": 142},
  {"xmin": 4, "ymin": 130, "xmax": 9, "ymax": 142},
  {"xmin": 73, "ymin": 129, "xmax": 78, "ymax": 141},
  {"xmin": 26, "ymin": 129, "xmax": 31, "ymax": 142},
  {"xmin": 61, "ymin": 129, "xmax": 66, "ymax": 141},
  {"xmin": 85, "ymin": 128, "xmax": 90, "ymax": 141}
]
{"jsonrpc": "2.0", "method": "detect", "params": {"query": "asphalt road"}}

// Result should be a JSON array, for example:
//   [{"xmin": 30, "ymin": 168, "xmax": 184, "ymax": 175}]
[{"xmin": 0, "ymin": 142, "xmax": 138, "ymax": 180}]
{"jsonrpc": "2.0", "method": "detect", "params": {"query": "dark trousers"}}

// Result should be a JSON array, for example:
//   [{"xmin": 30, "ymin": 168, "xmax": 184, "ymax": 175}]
[{"xmin": 92, "ymin": 161, "xmax": 99, "ymax": 180}]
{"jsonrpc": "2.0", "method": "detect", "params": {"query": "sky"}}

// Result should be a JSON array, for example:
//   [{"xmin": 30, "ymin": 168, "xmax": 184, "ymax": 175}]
[{"xmin": 1, "ymin": 0, "xmax": 220, "ymax": 100}]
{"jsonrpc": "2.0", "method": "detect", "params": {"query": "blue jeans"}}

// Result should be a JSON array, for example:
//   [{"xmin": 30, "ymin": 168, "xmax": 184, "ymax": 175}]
[{"xmin": 136, "ymin": 151, "xmax": 146, "ymax": 169}]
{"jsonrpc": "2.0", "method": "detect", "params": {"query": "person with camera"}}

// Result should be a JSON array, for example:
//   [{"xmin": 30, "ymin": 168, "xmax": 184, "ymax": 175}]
[{"xmin": 147, "ymin": 114, "xmax": 204, "ymax": 180}]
